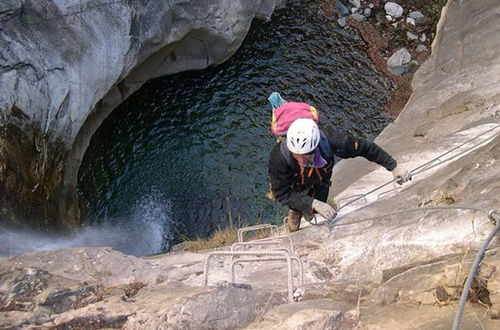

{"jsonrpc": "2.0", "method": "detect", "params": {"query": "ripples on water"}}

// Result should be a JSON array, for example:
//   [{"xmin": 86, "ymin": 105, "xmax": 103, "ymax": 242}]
[{"xmin": 49, "ymin": 0, "xmax": 391, "ymax": 257}]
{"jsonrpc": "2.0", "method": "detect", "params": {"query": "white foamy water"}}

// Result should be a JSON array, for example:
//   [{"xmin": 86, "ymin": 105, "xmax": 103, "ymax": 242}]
[{"xmin": 0, "ymin": 193, "xmax": 173, "ymax": 258}]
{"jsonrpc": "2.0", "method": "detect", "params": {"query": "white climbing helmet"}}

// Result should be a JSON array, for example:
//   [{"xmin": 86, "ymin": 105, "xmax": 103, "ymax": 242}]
[{"xmin": 286, "ymin": 118, "xmax": 320, "ymax": 154}]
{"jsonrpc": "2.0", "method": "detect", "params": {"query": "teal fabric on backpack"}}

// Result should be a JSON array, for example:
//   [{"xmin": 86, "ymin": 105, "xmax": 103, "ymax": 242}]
[{"xmin": 268, "ymin": 92, "xmax": 286, "ymax": 110}]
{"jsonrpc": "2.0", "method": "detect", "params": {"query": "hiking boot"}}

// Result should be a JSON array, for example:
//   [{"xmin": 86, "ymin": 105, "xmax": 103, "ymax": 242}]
[{"xmin": 287, "ymin": 209, "xmax": 302, "ymax": 232}]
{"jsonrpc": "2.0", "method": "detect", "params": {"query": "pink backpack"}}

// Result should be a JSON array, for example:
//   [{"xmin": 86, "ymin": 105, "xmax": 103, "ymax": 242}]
[{"xmin": 270, "ymin": 101, "xmax": 320, "ymax": 136}]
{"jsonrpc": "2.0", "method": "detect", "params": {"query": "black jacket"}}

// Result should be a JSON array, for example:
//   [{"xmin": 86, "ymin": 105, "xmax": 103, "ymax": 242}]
[{"xmin": 268, "ymin": 128, "xmax": 397, "ymax": 213}]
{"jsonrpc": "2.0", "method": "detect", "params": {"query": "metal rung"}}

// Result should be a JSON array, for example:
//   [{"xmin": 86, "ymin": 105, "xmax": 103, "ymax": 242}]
[
  {"xmin": 231, "ymin": 241, "xmax": 290, "ymax": 254},
  {"xmin": 283, "ymin": 216, "xmax": 288, "ymax": 233},
  {"xmin": 231, "ymin": 256, "xmax": 303, "ymax": 288},
  {"xmin": 234, "ymin": 235, "xmax": 294, "ymax": 256},
  {"xmin": 238, "ymin": 224, "xmax": 279, "ymax": 242},
  {"xmin": 203, "ymin": 251, "xmax": 295, "ymax": 301},
  {"xmin": 378, "ymin": 182, "xmax": 400, "ymax": 200},
  {"xmin": 253, "ymin": 235, "xmax": 294, "ymax": 255}
]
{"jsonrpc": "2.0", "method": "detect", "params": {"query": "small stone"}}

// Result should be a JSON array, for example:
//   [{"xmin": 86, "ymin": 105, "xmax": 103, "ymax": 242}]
[
  {"xmin": 338, "ymin": 17, "xmax": 347, "ymax": 27},
  {"xmin": 388, "ymin": 66, "xmax": 405, "ymax": 75},
  {"xmin": 392, "ymin": 22, "xmax": 398, "ymax": 28},
  {"xmin": 420, "ymin": 33, "xmax": 427, "ymax": 42},
  {"xmin": 406, "ymin": 17, "xmax": 416, "ymax": 25},
  {"xmin": 387, "ymin": 47, "xmax": 411, "ymax": 66},
  {"xmin": 387, "ymin": 47, "xmax": 411, "ymax": 74},
  {"xmin": 385, "ymin": 15, "xmax": 393, "ymax": 22},
  {"xmin": 416, "ymin": 44, "xmax": 427, "ymax": 52},
  {"xmin": 348, "ymin": 0, "xmax": 361, "ymax": 8},
  {"xmin": 409, "ymin": 11, "xmax": 425, "ymax": 20},
  {"xmin": 385, "ymin": 2, "xmax": 404, "ymax": 18},
  {"xmin": 369, "ymin": 4, "xmax": 374, "ymax": 9},
  {"xmin": 406, "ymin": 32, "xmax": 418, "ymax": 40},
  {"xmin": 351, "ymin": 7, "xmax": 358, "ymax": 14},
  {"xmin": 351, "ymin": 13, "xmax": 366, "ymax": 22},
  {"xmin": 335, "ymin": 2, "xmax": 351, "ymax": 17},
  {"xmin": 410, "ymin": 60, "xmax": 419, "ymax": 67},
  {"xmin": 363, "ymin": 8, "xmax": 372, "ymax": 17}
]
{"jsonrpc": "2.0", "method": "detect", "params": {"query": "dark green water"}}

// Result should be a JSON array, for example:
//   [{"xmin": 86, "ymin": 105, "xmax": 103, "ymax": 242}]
[{"xmin": 77, "ymin": 0, "xmax": 392, "ymax": 255}]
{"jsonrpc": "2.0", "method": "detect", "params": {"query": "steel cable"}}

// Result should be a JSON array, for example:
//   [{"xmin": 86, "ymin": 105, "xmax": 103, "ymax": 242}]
[
  {"xmin": 335, "ymin": 125, "xmax": 500, "ymax": 213},
  {"xmin": 452, "ymin": 211, "xmax": 500, "ymax": 330},
  {"xmin": 330, "ymin": 205, "xmax": 489, "ymax": 227}
]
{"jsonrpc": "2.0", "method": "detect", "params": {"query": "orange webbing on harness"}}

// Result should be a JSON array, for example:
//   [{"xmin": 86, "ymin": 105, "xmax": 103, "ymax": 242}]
[{"xmin": 300, "ymin": 166, "xmax": 305, "ymax": 185}]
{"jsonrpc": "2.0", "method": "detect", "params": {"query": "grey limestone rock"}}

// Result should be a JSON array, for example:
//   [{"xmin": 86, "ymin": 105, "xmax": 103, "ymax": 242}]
[
  {"xmin": 406, "ymin": 17, "xmax": 416, "ymax": 25},
  {"xmin": 0, "ymin": 0, "xmax": 286, "ymax": 229},
  {"xmin": 416, "ymin": 44, "xmax": 428, "ymax": 52},
  {"xmin": 348, "ymin": 0, "xmax": 361, "ymax": 9},
  {"xmin": 2, "ymin": 0, "xmax": 500, "ymax": 329},
  {"xmin": 406, "ymin": 32, "xmax": 419, "ymax": 40},
  {"xmin": 385, "ymin": 2, "xmax": 404, "ymax": 18},
  {"xmin": 351, "ymin": 13, "xmax": 366, "ymax": 22},
  {"xmin": 409, "ymin": 10, "xmax": 425, "ymax": 20},
  {"xmin": 387, "ymin": 47, "xmax": 411, "ymax": 75},
  {"xmin": 335, "ymin": 1, "xmax": 351, "ymax": 17},
  {"xmin": 338, "ymin": 17, "xmax": 347, "ymax": 28}
]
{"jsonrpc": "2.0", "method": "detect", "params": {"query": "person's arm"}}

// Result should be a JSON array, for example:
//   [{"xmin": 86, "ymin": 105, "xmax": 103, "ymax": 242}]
[
  {"xmin": 268, "ymin": 144, "xmax": 313, "ymax": 213},
  {"xmin": 326, "ymin": 130, "xmax": 397, "ymax": 170}
]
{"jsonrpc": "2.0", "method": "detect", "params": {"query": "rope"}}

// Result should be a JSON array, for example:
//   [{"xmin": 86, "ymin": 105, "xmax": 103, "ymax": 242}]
[{"xmin": 452, "ymin": 211, "xmax": 500, "ymax": 330}]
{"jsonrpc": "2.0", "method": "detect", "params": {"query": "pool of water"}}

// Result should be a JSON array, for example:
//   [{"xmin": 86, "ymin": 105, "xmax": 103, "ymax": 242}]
[{"xmin": 77, "ymin": 0, "xmax": 392, "ymax": 255}]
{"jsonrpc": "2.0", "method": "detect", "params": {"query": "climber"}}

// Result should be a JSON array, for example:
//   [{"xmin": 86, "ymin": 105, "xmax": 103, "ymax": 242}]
[{"xmin": 268, "ymin": 117, "xmax": 409, "ymax": 232}]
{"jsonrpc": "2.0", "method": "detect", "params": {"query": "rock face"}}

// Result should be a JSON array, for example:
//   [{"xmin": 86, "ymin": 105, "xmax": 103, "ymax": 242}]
[
  {"xmin": 1, "ymin": 0, "xmax": 500, "ymax": 328},
  {"xmin": 331, "ymin": 0, "xmax": 500, "ymax": 196},
  {"xmin": 0, "ymin": 0, "xmax": 285, "ymax": 230}
]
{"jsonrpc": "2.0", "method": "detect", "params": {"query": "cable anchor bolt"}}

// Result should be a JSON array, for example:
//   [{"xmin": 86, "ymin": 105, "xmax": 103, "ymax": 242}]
[{"xmin": 488, "ymin": 210, "xmax": 499, "ymax": 225}]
